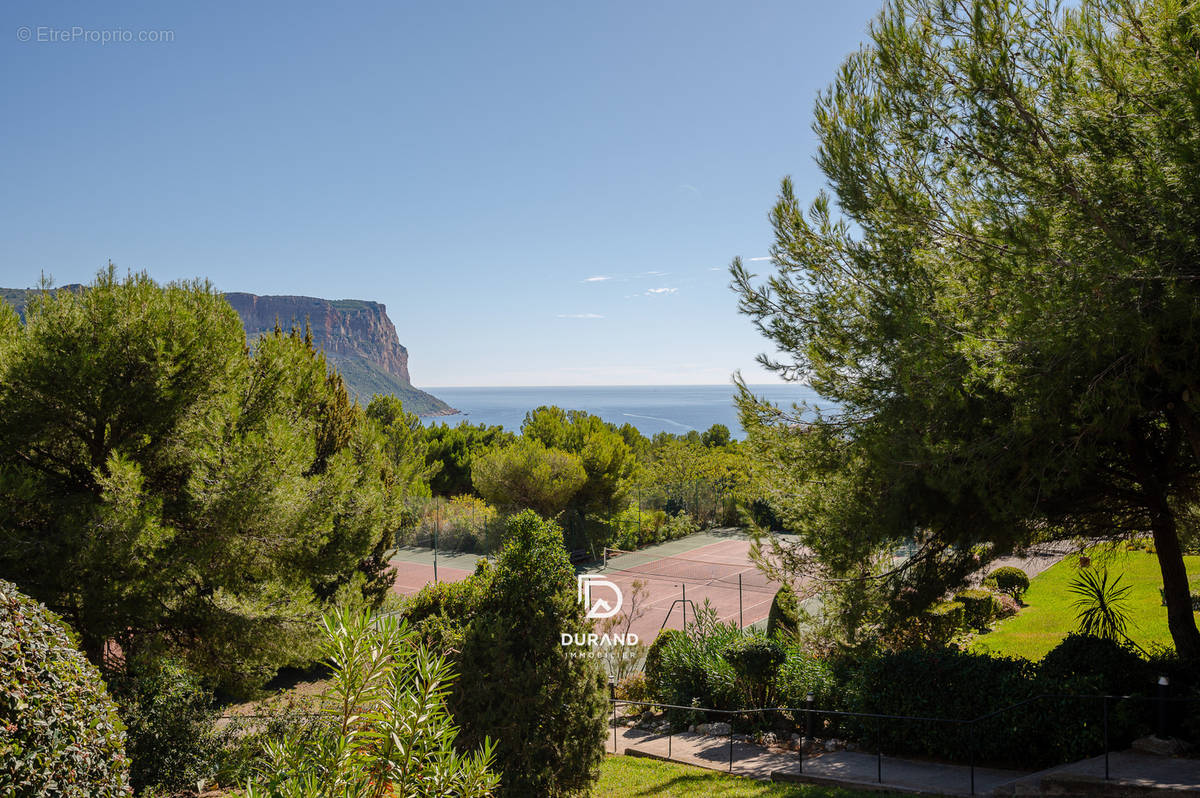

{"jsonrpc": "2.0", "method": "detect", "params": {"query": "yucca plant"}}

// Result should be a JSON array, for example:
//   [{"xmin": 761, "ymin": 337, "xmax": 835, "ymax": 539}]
[
  {"xmin": 245, "ymin": 608, "xmax": 499, "ymax": 798},
  {"xmin": 1068, "ymin": 569, "xmax": 1135, "ymax": 644}
]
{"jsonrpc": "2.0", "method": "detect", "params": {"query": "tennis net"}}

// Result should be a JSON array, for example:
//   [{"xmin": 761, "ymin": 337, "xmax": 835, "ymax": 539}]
[{"xmin": 602, "ymin": 547, "xmax": 777, "ymax": 594}]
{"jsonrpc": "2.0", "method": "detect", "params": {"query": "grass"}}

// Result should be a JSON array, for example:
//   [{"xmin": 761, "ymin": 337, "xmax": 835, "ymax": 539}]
[
  {"xmin": 972, "ymin": 548, "xmax": 1200, "ymax": 661},
  {"xmin": 597, "ymin": 755, "xmax": 907, "ymax": 797}
]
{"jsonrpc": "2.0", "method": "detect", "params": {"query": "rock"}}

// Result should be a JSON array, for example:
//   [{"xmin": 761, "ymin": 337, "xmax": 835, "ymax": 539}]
[
  {"xmin": 688, "ymin": 725, "xmax": 696, "ymax": 733},
  {"xmin": 223, "ymin": 292, "xmax": 453, "ymax": 414},
  {"xmin": 1132, "ymin": 735, "xmax": 1189, "ymax": 756},
  {"xmin": 845, "ymin": 741, "xmax": 860, "ymax": 752},
  {"xmin": 760, "ymin": 732, "xmax": 778, "ymax": 746},
  {"xmin": 695, "ymin": 723, "xmax": 709, "ymax": 735},
  {"xmin": 790, "ymin": 733, "xmax": 802, "ymax": 742},
  {"xmin": 824, "ymin": 739, "xmax": 839, "ymax": 752},
  {"xmin": 708, "ymin": 722, "xmax": 732, "ymax": 736}
]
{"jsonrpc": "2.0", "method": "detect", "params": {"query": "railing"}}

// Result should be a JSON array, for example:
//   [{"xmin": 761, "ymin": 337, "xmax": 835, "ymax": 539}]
[{"xmin": 609, "ymin": 693, "xmax": 1200, "ymax": 795}]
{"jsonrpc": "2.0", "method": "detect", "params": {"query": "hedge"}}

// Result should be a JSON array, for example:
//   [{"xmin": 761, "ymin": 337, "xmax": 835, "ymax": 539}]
[{"xmin": 0, "ymin": 579, "xmax": 131, "ymax": 797}]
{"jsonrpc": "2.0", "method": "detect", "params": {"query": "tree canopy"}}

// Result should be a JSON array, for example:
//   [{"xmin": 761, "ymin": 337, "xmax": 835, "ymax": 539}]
[
  {"xmin": 0, "ymin": 269, "xmax": 404, "ymax": 690},
  {"xmin": 734, "ymin": 0, "xmax": 1200, "ymax": 656}
]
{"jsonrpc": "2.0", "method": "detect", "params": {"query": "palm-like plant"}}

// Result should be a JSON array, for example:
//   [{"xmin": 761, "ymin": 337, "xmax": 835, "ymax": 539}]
[
  {"xmin": 245, "ymin": 608, "xmax": 499, "ymax": 798},
  {"xmin": 1068, "ymin": 568, "xmax": 1134, "ymax": 643}
]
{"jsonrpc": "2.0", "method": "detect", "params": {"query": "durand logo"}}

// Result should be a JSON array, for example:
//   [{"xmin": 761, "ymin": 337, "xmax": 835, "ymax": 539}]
[{"xmin": 577, "ymin": 574, "xmax": 623, "ymax": 619}]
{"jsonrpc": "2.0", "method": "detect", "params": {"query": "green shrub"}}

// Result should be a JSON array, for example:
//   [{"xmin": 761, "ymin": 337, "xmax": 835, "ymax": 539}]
[
  {"xmin": 722, "ymin": 636, "xmax": 785, "ymax": 682},
  {"xmin": 211, "ymin": 696, "xmax": 323, "ymax": 788},
  {"xmin": 923, "ymin": 600, "xmax": 965, "ymax": 645},
  {"xmin": 766, "ymin": 584, "xmax": 801, "ymax": 641},
  {"xmin": 0, "ymin": 579, "xmax": 131, "ymax": 797},
  {"xmin": 985, "ymin": 567, "xmax": 1030, "ymax": 601},
  {"xmin": 651, "ymin": 604, "xmax": 742, "ymax": 710},
  {"xmin": 644, "ymin": 629, "xmax": 683, "ymax": 697},
  {"xmin": 111, "ymin": 657, "xmax": 219, "ymax": 794},
  {"xmin": 836, "ymin": 645, "xmax": 1145, "ymax": 767},
  {"xmin": 1039, "ymin": 634, "xmax": 1149, "ymax": 695},
  {"xmin": 954, "ymin": 589, "xmax": 999, "ymax": 631},
  {"xmin": 660, "ymin": 511, "xmax": 698, "ymax": 541},
  {"xmin": 398, "ymin": 559, "xmax": 492, "ymax": 652},
  {"xmin": 610, "ymin": 506, "xmax": 669, "ymax": 549},
  {"xmin": 615, "ymin": 673, "xmax": 650, "ymax": 705},
  {"xmin": 722, "ymin": 635, "xmax": 785, "ymax": 708},
  {"xmin": 840, "ymin": 648, "xmax": 1037, "ymax": 764},
  {"xmin": 244, "ymin": 609, "xmax": 498, "ymax": 798},
  {"xmin": 453, "ymin": 510, "xmax": 608, "ymax": 797},
  {"xmin": 774, "ymin": 642, "xmax": 836, "ymax": 707}
]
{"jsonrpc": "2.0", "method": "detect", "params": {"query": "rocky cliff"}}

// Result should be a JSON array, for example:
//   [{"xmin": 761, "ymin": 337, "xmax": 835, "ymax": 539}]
[{"xmin": 2, "ymin": 287, "xmax": 454, "ymax": 416}]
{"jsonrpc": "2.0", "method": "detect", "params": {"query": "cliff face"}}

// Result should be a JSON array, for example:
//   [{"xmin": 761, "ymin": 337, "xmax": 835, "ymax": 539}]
[
  {"xmin": 226, "ymin": 293, "xmax": 412, "ymax": 383},
  {"xmin": 224, "ymin": 293, "xmax": 455, "ymax": 415},
  {"xmin": 2, "ymin": 287, "xmax": 454, "ymax": 416}
]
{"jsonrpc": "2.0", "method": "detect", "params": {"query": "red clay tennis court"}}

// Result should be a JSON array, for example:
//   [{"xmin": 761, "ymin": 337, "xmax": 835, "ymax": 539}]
[
  {"xmin": 390, "ymin": 560, "xmax": 473, "ymax": 595},
  {"xmin": 598, "ymin": 539, "xmax": 789, "ymax": 642},
  {"xmin": 388, "ymin": 536, "xmax": 791, "ymax": 644}
]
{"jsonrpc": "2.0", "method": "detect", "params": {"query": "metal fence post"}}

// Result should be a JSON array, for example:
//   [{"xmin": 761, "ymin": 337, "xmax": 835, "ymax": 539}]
[
  {"xmin": 682, "ymin": 584, "xmax": 687, "ymax": 629},
  {"xmin": 612, "ymin": 701, "xmax": 617, "ymax": 753},
  {"xmin": 1103, "ymin": 696, "xmax": 1109, "ymax": 781},
  {"xmin": 806, "ymin": 692, "xmax": 814, "ymax": 740},
  {"xmin": 1158, "ymin": 675, "xmax": 1170, "ymax": 738},
  {"xmin": 876, "ymin": 717, "xmax": 882, "ymax": 783},
  {"xmin": 738, "ymin": 574, "xmax": 743, "ymax": 628},
  {"xmin": 728, "ymin": 722, "xmax": 734, "ymax": 772},
  {"xmin": 969, "ymin": 720, "xmax": 975, "ymax": 796}
]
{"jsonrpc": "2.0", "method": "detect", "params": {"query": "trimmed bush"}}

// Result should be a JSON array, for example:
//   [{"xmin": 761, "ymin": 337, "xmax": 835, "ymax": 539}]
[
  {"xmin": 840, "ymin": 648, "xmax": 1037, "ymax": 763},
  {"xmin": 644, "ymin": 628, "xmax": 683, "ymax": 697},
  {"xmin": 766, "ymin": 584, "xmax": 801, "ymax": 641},
  {"xmin": 722, "ymin": 636, "xmax": 785, "ymax": 707},
  {"xmin": 955, "ymin": 589, "xmax": 999, "ymax": 631},
  {"xmin": 1039, "ymin": 633, "xmax": 1149, "ymax": 695},
  {"xmin": 0, "ymin": 579, "xmax": 131, "ymax": 797},
  {"xmin": 985, "ymin": 567, "xmax": 1030, "ymax": 601},
  {"xmin": 923, "ymin": 600, "xmax": 965, "ymax": 645}
]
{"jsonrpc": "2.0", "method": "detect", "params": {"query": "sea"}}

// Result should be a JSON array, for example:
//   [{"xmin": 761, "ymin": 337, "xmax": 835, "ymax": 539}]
[{"xmin": 417, "ymin": 384, "xmax": 824, "ymax": 439}]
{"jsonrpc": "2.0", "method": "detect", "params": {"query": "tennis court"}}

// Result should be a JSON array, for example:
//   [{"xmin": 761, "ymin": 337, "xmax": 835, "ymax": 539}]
[
  {"xmin": 389, "ymin": 560, "xmax": 474, "ymax": 595},
  {"xmin": 387, "ymin": 533, "xmax": 794, "ymax": 643},
  {"xmin": 597, "ymin": 538, "xmax": 789, "ymax": 642}
]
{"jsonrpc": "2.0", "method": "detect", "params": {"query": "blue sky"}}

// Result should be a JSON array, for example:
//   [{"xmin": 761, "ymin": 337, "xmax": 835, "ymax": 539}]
[{"xmin": 1, "ymin": 0, "xmax": 881, "ymax": 386}]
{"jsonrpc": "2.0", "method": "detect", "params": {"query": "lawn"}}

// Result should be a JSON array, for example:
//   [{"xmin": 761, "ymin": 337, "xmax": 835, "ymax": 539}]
[
  {"xmin": 972, "ymin": 548, "xmax": 1200, "ymax": 661},
  {"xmin": 597, "ymin": 755, "xmax": 907, "ymax": 797}
]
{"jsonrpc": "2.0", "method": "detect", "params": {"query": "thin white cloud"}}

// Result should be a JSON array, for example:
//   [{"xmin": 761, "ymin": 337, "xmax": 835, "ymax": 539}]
[
  {"xmin": 642, "ymin": 270, "xmax": 670, "ymax": 276},
  {"xmin": 747, "ymin": 256, "xmax": 772, "ymax": 262},
  {"xmin": 645, "ymin": 287, "xmax": 677, "ymax": 295},
  {"xmin": 583, "ymin": 276, "xmax": 611, "ymax": 282},
  {"xmin": 557, "ymin": 313, "xmax": 605, "ymax": 319},
  {"xmin": 680, "ymin": 184, "xmax": 700, "ymax": 195}
]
